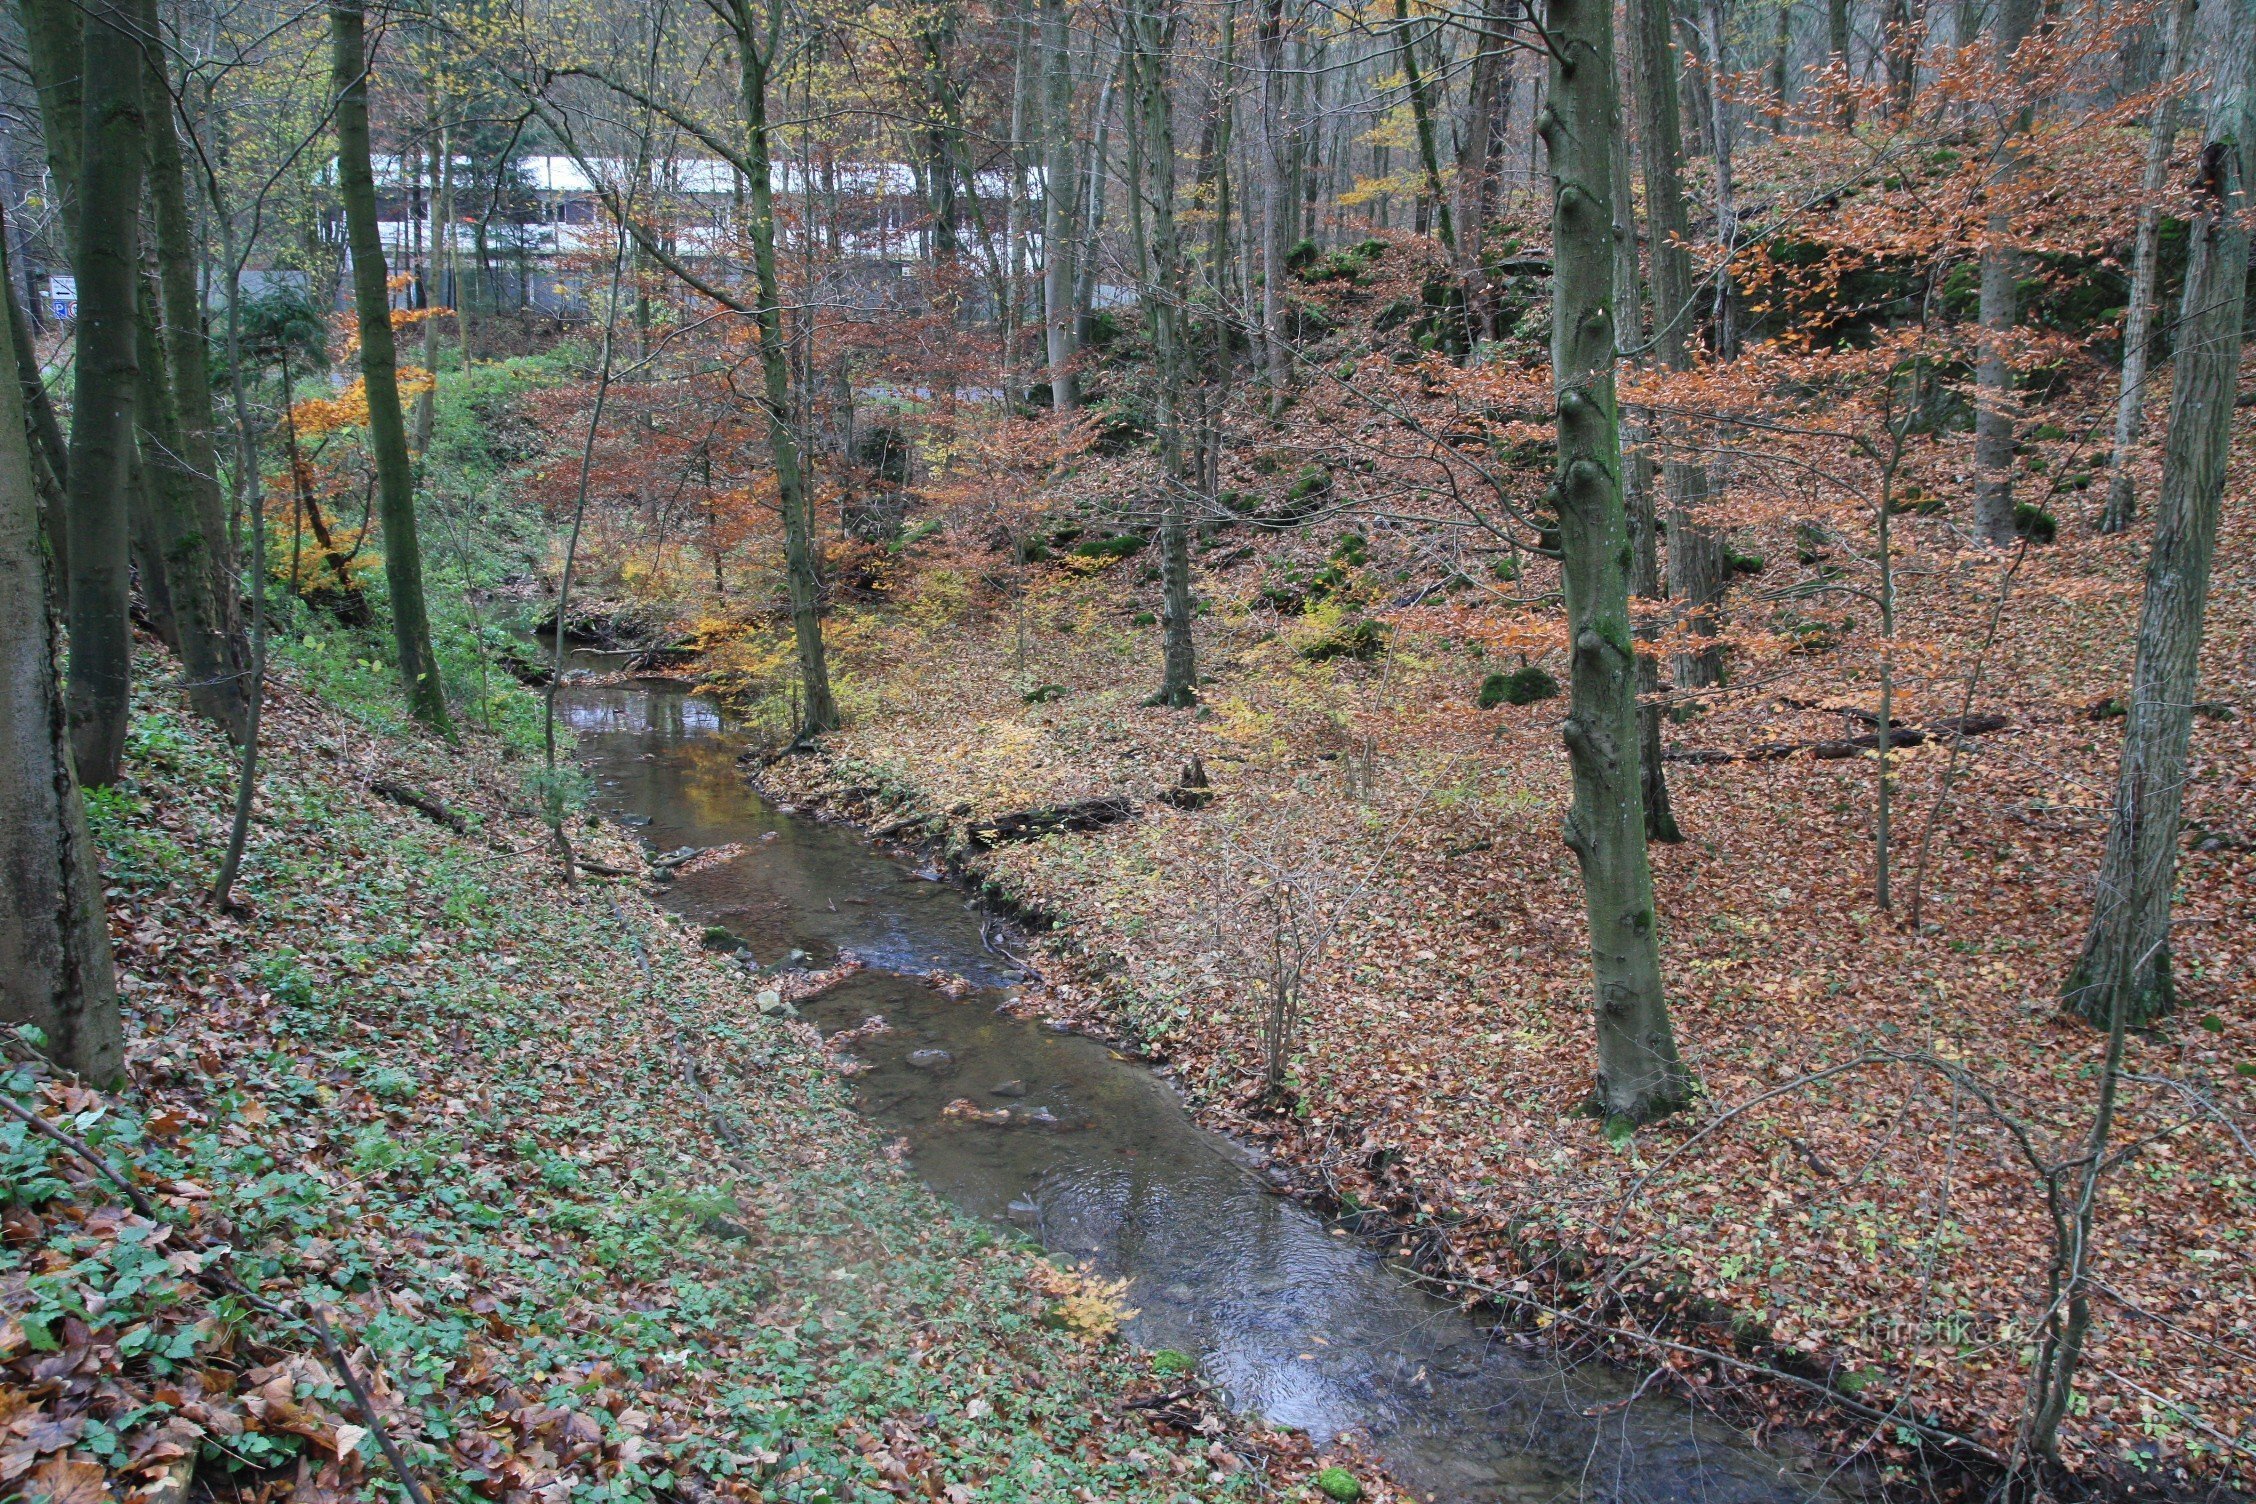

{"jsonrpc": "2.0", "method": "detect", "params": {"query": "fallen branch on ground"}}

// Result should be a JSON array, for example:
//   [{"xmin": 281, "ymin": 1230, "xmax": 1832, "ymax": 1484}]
[{"xmin": 370, "ymin": 779, "xmax": 469, "ymax": 832}]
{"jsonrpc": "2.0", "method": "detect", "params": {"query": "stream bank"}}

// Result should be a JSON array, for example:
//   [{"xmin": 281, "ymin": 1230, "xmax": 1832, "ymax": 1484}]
[{"xmin": 559, "ymin": 669, "xmax": 1853, "ymax": 1504}]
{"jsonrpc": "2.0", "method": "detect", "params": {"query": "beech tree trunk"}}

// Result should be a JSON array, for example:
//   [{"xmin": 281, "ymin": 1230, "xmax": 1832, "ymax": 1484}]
[
  {"xmin": 2100, "ymin": 0, "xmax": 2197, "ymax": 535},
  {"xmin": 1970, "ymin": 0, "xmax": 2040, "ymax": 546},
  {"xmin": 1610, "ymin": 105, "xmax": 1682, "ymax": 844},
  {"xmin": 332, "ymin": 0, "xmax": 454, "ymax": 737},
  {"xmin": 2063, "ymin": 0, "xmax": 2256, "ymax": 1029},
  {"xmin": 0, "ymin": 277, "xmax": 122, "ymax": 1086},
  {"xmin": 64, "ymin": 0, "xmax": 149, "ymax": 787},
  {"xmin": 727, "ymin": 0, "xmax": 838, "ymax": 737},
  {"xmin": 1539, "ymin": 0, "xmax": 1691, "ymax": 1124},
  {"xmin": 1630, "ymin": 0, "xmax": 1726, "ymax": 691}
]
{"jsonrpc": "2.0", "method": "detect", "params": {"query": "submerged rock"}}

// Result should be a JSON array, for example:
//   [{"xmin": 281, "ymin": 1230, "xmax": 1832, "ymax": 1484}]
[
  {"xmin": 990, "ymin": 1079, "xmax": 1027, "ymax": 1097},
  {"xmin": 906, "ymin": 1048, "xmax": 956, "ymax": 1073}
]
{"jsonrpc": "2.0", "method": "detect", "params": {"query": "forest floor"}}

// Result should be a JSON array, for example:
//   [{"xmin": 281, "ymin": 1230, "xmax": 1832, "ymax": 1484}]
[
  {"xmin": 1, "ymin": 643, "xmax": 1345, "ymax": 1504},
  {"xmin": 730, "ymin": 396, "xmax": 2256, "ymax": 1492}
]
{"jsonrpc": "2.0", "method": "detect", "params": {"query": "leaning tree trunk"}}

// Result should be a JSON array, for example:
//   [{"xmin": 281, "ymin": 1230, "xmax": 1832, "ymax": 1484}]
[
  {"xmin": 1970, "ymin": 0, "xmax": 2040, "ymax": 547},
  {"xmin": 1040, "ymin": 0, "xmax": 1080, "ymax": 410},
  {"xmin": 1539, "ymin": 0, "xmax": 1691, "ymax": 1123},
  {"xmin": 0, "ymin": 273, "xmax": 123, "ymax": 1087},
  {"xmin": 332, "ymin": 0, "xmax": 454, "ymax": 738},
  {"xmin": 2063, "ymin": 0, "xmax": 2256, "ymax": 1029},
  {"xmin": 64, "ymin": 0, "xmax": 149, "ymax": 788},
  {"xmin": 729, "ymin": 0, "xmax": 838, "ymax": 738},
  {"xmin": 2100, "ymin": 0, "xmax": 2197, "ymax": 535},
  {"xmin": 1393, "ymin": 0, "xmax": 1454, "ymax": 250},
  {"xmin": 1630, "ymin": 0, "xmax": 1727, "ymax": 692}
]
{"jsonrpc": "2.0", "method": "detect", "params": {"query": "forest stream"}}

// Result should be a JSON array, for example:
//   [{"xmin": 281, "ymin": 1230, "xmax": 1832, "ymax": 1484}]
[{"xmin": 557, "ymin": 666, "xmax": 1842, "ymax": 1504}]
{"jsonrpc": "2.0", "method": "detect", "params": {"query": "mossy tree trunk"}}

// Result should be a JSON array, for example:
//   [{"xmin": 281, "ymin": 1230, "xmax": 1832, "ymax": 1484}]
[
  {"xmin": 0, "ymin": 270, "xmax": 122, "ymax": 1085},
  {"xmin": 332, "ymin": 0, "xmax": 454, "ymax": 738},
  {"xmin": 63, "ymin": 0, "xmax": 149, "ymax": 787},
  {"xmin": 1539, "ymin": 0, "xmax": 1691, "ymax": 1124},
  {"xmin": 2063, "ymin": 2, "xmax": 2256, "ymax": 1029}
]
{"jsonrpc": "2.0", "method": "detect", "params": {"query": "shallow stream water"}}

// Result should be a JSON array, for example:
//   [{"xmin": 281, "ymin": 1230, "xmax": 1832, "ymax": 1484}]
[{"xmin": 556, "ymin": 671, "xmax": 1839, "ymax": 1504}]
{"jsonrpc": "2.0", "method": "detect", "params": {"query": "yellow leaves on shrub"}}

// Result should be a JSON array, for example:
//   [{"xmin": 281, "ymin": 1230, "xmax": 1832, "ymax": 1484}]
[
  {"xmin": 289, "ymin": 368, "xmax": 436, "ymax": 438},
  {"xmin": 1027, "ymin": 1261, "xmax": 1137, "ymax": 1344},
  {"xmin": 698, "ymin": 622, "xmax": 794, "ymax": 701},
  {"xmin": 264, "ymin": 511, "xmax": 376, "ymax": 597}
]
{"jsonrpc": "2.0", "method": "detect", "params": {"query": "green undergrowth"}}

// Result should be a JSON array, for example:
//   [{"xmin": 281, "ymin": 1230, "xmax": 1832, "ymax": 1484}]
[{"xmin": 5, "ymin": 660, "xmax": 1246, "ymax": 1503}]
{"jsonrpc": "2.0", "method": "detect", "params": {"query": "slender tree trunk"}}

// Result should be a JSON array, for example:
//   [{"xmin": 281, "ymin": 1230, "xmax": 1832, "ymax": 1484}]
[
  {"xmin": 64, "ymin": 0, "xmax": 150, "ymax": 787},
  {"xmin": 1041, "ymin": 0, "xmax": 1080, "ymax": 409},
  {"xmin": 332, "ymin": 0, "xmax": 454, "ymax": 737},
  {"xmin": 1886, "ymin": 0, "xmax": 1920, "ymax": 114},
  {"xmin": 1611, "ymin": 101, "xmax": 1682, "ymax": 843},
  {"xmin": 1874, "ymin": 404, "xmax": 1907, "ymax": 908},
  {"xmin": 1630, "ymin": 0, "xmax": 1727, "ymax": 691},
  {"xmin": 1256, "ymin": 0, "xmax": 1293, "ymax": 406},
  {"xmin": 1703, "ymin": 0, "xmax": 1741, "ymax": 358},
  {"xmin": 127, "ymin": 438, "xmax": 175, "ymax": 651},
  {"xmin": 729, "ymin": 0, "xmax": 837, "ymax": 738},
  {"xmin": 2063, "ymin": 0, "xmax": 2255, "ymax": 1028},
  {"xmin": 1827, "ymin": 0, "xmax": 1855, "ymax": 122},
  {"xmin": 0, "ymin": 197, "xmax": 69, "ymax": 570},
  {"xmin": 1393, "ymin": 0, "xmax": 1455, "ymax": 251},
  {"xmin": 140, "ymin": 5, "xmax": 248, "ymax": 738},
  {"xmin": 1771, "ymin": 0, "xmax": 1793, "ymax": 124},
  {"xmin": 133, "ymin": 273, "xmax": 243, "ymax": 740},
  {"xmin": 2100, "ymin": 0, "xmax": 2196, "ymax": 535},
  {"xmin": 212, "ymin": 186, "xmax": 268, "ymax": 912},
  {"xmin": 1458, "ymin": 0, "xmax": 1513, "ymax": 339},
  {"xmin": 0, "ymin": 289, "xmax": 122, "ymax": 1085},
  {"xmin": 415, "ymin": 125, "xmax": 443, "ymax": 455},
  {"xmin": 1125, "ymin": 0, "xmax": 1198, "ymax": 707},
  {"xmin": 1540, "ymin": 0, "xmax": 1691, "ymax": 1124},
  {"xmin": 1971, "ymin": 0, "xmax": 2040, "ymax": 546},
  {"xmin": 922, "ymin": 25, "xmax": 964, "ymax": 267}
]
